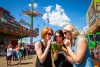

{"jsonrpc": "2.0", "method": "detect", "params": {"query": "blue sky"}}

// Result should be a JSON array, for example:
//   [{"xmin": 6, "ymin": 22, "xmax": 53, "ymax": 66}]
[{"xmin": 0, "ymin": 0, "xmax": 91, "ymax": 43}]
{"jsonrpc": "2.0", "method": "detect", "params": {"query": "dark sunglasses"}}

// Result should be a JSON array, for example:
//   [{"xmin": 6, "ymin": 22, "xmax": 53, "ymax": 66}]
[
  {"xmin": 46, "ymin": 33, "xmax": 53, "ymax": 36},
  {"xmin": 55, "ymin": 35, "xmax": 61, "ymax": 38},
  {"xmin": 63, "ymin": 31, "xmax": 71, "ymax": 35},
  {"xmin": 63, "ymin": 32, "xmax": 67, "ymax": 35}
]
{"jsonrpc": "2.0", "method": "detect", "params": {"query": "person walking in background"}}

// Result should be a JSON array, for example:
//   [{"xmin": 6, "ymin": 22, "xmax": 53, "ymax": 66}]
[
  {"xmin": 52, "ymin": 30, "xmax": 73, "ymax": 67},
  {"xmin": 16, "ymin": 44, "xmax": 23, "ymax": 65},
  {"xmin": 6, "ymin": 43, "xmax": 13, "ymax": 66},
  {"xmin": 23, "ymin": 45, "xmax": 26, "ymax": 59},
  {"xmin": 62, "ymin": 24, "xmax": 94, "ymax": 67},
  {"xmin": 20, "ymin": 44, "xmax": 25, "ymax": 59},
  {"xmin": 35, "ymin": 27, "xmax": 53, "ymax": 67},
  {"xmin": 12, "ymin": 47, "xmax": 17, "ymax": 61}
]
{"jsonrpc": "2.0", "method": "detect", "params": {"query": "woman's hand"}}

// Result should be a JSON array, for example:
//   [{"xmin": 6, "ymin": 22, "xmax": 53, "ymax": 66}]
[
  {"xmin": 63, "ymin": 39, "xmax": 71, "ymax": 48},
  {"xmin": 62, "ymin": 46, "xmax": 68, "ymax": 54},
  {"xmin": 53, "ymin": 50, "xmax": 58, "ymax": 60},
  {"xmin": 47, "ymin": 39, "xmax": 52, "ymax": 48}
]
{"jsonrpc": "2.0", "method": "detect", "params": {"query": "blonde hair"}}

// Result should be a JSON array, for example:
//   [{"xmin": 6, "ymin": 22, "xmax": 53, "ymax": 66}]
[
  {"xmin": 63, "ymin": 24, "xmax": 80, "ymax": 39},
  {"xmin": 41, "ymin": 27, "xmax": 53, "ymax": 39}
]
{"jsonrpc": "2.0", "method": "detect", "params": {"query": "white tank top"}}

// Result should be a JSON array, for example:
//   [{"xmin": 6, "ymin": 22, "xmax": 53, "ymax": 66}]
[{"xmin": 7, "ymin": 48, "xmax": 12, "ymax": 56}]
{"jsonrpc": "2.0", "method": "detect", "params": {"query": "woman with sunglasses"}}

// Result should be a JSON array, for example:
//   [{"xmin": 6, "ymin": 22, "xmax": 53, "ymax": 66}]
[
  {"xmin": 52, "ymin": 30, "xmax": 72, "ymax": 67},
  {"xmin": 62, "ymin": 24, "xmax": 94, "ymax": 67},
  {"xmin": 35, "ymin": 27, "xmax": 53, "ymax": 67}
]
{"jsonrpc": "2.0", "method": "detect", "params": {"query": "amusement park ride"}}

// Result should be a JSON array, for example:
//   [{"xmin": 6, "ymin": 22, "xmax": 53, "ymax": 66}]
[
  {"xmin": 21, "ymin": 0, "xmax": 41, "ymax": 45},
  {"xmin": 0, "ymin": 0, "xmax": 42, "ymax": 46},
  {"xmin": 23, "ymin": 10, "xmax": 41, "ymax": 17}
]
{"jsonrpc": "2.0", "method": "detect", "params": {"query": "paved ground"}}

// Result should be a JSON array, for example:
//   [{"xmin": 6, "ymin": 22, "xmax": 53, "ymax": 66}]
[
  {"xmin": 0, "ymin": 55, "xmax": 36, "ymax": 67},
  {"xmin": 0, "ymin": 55, "xmax": 99, "ymax": 67}
]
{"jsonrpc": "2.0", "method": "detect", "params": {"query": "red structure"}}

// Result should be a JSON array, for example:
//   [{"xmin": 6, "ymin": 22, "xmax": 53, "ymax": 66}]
[{"xmin": 0, "ymin": 7, "xmax": 39, "ymax": 46}]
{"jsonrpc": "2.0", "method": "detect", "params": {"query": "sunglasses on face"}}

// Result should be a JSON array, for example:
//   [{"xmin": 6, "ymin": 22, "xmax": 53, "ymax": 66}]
[
  {"xmin": 55, "ymin": 35, "xmax": 61, "ymax": 38},
  {"xmin": 63, "ymin": 31, "xmax": 71, "ymax": 35},
  {"xmin": 63, "ymin": 32, "xmax": 67, "ymax": 35},
  {"xmin": 46, "ymin": 33, "xmax": 53, "ymax": 36}
]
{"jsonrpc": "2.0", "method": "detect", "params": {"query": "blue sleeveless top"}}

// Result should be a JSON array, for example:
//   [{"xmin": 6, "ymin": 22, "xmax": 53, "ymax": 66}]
[{"xmin": 71, "ymin": 38, "xmax": 94, "ymax": 67}]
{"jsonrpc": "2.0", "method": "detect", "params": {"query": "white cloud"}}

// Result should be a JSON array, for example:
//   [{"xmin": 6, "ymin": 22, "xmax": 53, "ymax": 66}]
[
  {"xmin": 56, "ymin": 4, "xmax": 61, "ymax": 11},
  {"xmin": 42, "ymin": 4, "xmax": 70, "ymax": 27},
  {"xmin": 42, "ymin": 13, "xmax": 48, "ymax": 21},
  {"xmin": 45, "ymin": 6, "xmax": 52, "ymax": 13}
]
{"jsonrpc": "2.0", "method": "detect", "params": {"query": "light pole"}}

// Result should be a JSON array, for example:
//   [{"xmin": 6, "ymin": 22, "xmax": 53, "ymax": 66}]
[
  {"xmin": 23, "ymin": 0, "xmax": 40, "ymax": 45},
  {"xmin": 29, "ymin": 0, "xmax": 34, "ymax": 45},
  {"xmin": 29, "ymin": 0, "xmax": 34, "ymax": 30}
]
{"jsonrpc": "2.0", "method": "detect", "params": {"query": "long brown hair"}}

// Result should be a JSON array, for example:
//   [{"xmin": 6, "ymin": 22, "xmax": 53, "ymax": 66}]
[{"xmin": 54, "ymin": 30, "xmax": 65, "ymax": 41}]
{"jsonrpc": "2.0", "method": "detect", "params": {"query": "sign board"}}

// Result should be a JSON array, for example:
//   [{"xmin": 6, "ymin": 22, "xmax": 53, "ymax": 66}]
[
  {"xmin": 86, "ymin": 1, "xmax": 96, "ymax": 27},
  {"xmin": 93, "ymin": 0, "xmax": 100, "ymax": 10}
]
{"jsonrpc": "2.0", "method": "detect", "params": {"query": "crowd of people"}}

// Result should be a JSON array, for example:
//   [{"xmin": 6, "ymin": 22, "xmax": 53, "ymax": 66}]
[
  {"xmin": 34, "ymin": 24, "xmax": 94, "ymax": 67},
  {"xmin": 6, "ymin": 43, "xmax": 30, "ymax": 66}
]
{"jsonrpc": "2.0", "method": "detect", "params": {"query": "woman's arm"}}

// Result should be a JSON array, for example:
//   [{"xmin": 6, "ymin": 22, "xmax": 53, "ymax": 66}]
[
  {"xmin": 52, "ymin": 51, "xmax": 58, "ymax": 60},
  {"xmin": 35, "ymin": 41, "xmax": 51, "ymax": 63},
  {"xmin": 67, "ymin": 37, "xmax": 87, "ymax": 64},
  {"xmin": 62, "ymin": 46, "xmax": 74, "ymax": 64},
  {"xmin": 64, "ymin": 53, "xmax": 74, "ymax": 64}
]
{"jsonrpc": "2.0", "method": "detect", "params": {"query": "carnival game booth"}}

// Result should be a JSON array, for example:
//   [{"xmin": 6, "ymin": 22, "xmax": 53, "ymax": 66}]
[
  {"xmin": 86, "ymin": 0, "xmax": 100, "ymax": 49},
  {"xmin": 0, "ymin": 7, "xmax": 39, "ymax": 48},
  {"xmin": 86, "ymin": 0, "xmax": 100, "ymax": 66},
  {"xmin": 0, "ymin": 21, "xmax": 39, "ymax": 47},
  {"xmin": 86, "ymin": 19, "xmax": 100, "ymax": 49}
]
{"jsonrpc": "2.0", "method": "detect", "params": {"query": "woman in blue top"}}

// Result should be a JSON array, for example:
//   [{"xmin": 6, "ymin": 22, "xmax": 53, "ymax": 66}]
[{"xmin": 62, "ymin": 24, "xmax": 94, "ymax": 67}]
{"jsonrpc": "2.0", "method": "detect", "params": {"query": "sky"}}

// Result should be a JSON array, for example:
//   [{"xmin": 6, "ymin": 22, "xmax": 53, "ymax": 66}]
[{"xmin": 0, "ymin": 0, "xmax": 92, "ymax": 44}]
